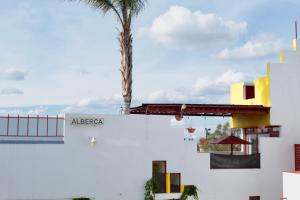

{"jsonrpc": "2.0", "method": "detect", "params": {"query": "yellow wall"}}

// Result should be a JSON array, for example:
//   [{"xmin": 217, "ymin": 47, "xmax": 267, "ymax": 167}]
[
  {"xmin": 166, "ymin": 173, "xmax": 170, "ymax": 193},
  {"xmin": 180, "ymin": 185, "xmax": 185, "ymax": 193},
  {"xmin": 293, "ymin": 39, "xmax": 297, "ymax": 51},
  {"xmin": 230, "ymin": 65, "xmax": 270, "ymax": 128},
  {"xmin": 230, "ymin": 113, "xmax": 270, "ymax": 128}
]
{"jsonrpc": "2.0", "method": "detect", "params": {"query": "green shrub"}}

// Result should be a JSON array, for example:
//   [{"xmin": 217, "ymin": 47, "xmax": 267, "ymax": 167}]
[
  {"xmin": 144, "ymin": 177, "xmax": 158, "ymax": 200},
  {"xmin": 180, "ymin": 185, "xmax": 199, "ymax": 200}
]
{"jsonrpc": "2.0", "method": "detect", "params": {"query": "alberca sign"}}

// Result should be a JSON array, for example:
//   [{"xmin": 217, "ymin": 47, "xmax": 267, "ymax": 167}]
[{"xmin": 71, "ymin": 118, "xmax": 104, "ymax": 126}]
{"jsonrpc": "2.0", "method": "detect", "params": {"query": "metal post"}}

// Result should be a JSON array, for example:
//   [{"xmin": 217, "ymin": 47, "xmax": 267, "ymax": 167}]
[
  {"xmin": 46, "ymin": 115, "xmax": 48, "ymax": 137},
  {"xmin": 296, "ymin": 21, "xmax": 298, "ymax": 39},
  {"xmin": 27, "ymin": 115, "xmax": 29, "ymax": 136},
  {"xmin": 17, "ymin": 115, "xmax": 19, "ymax": 136},
  {"xmin": 6, "ymin": 114, "xmax": 9, "ymax": 136},
  {"xmin": 56, "ymin": 115, "xmax": 58, "ymax": 137},
  {"xmin": 37, "ymin": 115, "xmax": 39, "ymax": 136}
]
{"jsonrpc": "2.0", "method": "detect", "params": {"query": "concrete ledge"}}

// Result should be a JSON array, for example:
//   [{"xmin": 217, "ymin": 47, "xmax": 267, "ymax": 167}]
[
  {"xmin": 155, "ymin": 193, "xmax": 181, "ymax": 200},
  {"xmin": 0, "ymin": 136, "xmax": 64, "ymax": 144}
]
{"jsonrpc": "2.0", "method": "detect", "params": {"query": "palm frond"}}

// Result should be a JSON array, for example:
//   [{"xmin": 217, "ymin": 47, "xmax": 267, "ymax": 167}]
[
  {"xmin": 112, "ymin": 0, "xmax": 147, "ymax": 17},
  {"xmin": 67, "ymin": 0, "xmax": 124, "ymax": 25},
  {"xmin": 128, "ymin": 0, "xmax": 147, "ymax": 17}
]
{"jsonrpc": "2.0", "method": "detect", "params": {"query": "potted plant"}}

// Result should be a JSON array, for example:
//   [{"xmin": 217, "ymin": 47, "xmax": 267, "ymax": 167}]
[
  {"xmin": 144, "ymin": 177, "xmax": 158, "ymax": 200},
  {"xmin": 175, "ymin": 115, "xmax": 183, "ymax": 121},
  {"xmin": 187, "ymin": 127, "xmax": 196, "ymax": 133},
  {"xmin": 180, "ymin": 185, "xmax": 199, "ymax": 200}
]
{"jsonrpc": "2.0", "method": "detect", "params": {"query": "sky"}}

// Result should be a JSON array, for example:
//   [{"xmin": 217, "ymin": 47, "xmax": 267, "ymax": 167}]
[{"xmin": 0, "ymin": 0, "xmax": 299, "ymax": 118}]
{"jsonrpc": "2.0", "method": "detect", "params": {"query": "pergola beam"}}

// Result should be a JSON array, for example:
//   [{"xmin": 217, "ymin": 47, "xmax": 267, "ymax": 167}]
[{"xmin": 129, "ymin": 104, "xmax": 270, "ymax": 117}]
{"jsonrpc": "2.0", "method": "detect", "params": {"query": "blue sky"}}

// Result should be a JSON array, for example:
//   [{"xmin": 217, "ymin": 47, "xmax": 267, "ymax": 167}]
[{"xmin": 0, "ymin": 0, "xmax": 299, "ymax": 117}]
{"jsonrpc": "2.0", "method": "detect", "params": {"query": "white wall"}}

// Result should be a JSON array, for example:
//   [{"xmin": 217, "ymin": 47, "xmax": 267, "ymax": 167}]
[
  {"xmin": 0, "ymin": 113, "xmax": 295, "ymax": 200},
  {"xmin": 283, "ymin": 172, "xmax": 300, "ymax": 200}
]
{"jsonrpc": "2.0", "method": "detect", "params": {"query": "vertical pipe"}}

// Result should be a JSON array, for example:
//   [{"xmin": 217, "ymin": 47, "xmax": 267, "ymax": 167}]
[
  {"xmin": 296, "ymin": 21, "xmax": 298, "ymax": 39},
  {"xmin": 56, "ymin": 115, "xmax": 58, "ymax": 136},
  {"xmin": 46, "ymin": 115, "xmax": 48, "ymax": 137},
  {"xmin": 6, "ymin": 114, "xmax": 9, "ymax": 136},
  {"xmin": 27, "ymin": 115, "xmax": 29, "ymax": 136},
  {"xmin": 37, "ymin": 115, "xmax": 39, "ymax": 136},
  {"xmin": 17, "ymin": 115, "xmax": 19, "ymax": 136},
  {"xmin": 256, "ymin": 133, "xmax": 259, "ymax": 153}
]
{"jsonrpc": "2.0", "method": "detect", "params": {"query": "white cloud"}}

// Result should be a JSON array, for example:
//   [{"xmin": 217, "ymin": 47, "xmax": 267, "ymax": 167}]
[
  {"xmin": 27, "ymin": 106, "xmax": 48, "ymax": 115},
  {"xmin": 62, "ymin": 95, "xmax": 123, "ymax": 114},
  {"xmin": 0, "ymin": 106, "xmax": 48, "ymax": 116},
  {"xmin": 217, "ymin": 34, "xmax": 282, "ymax": 60},
  {"xmin": 146, "ymin": 69, "xmax": 245, "ymax": 104},
  {"xmin": 0, "ymin": 68, "xmax": 27, "ymax": 80},
  {"xmin": 192, "ymin": 70, "xmax": 244, "ymax": 96},
  {"xmin": 139, "ymin": 6, "xmax": 247, "ymax": 49},
  {"xmin": 147, "ymin": 90, "xmax": 189, "ymax": 103},
  {"xmin": 0, "ymin": 109, "xmax": 24, "ymax": 115},
  {"xmin": 0, "ymin": 87, "xmax": 24, "ymax": 95}
]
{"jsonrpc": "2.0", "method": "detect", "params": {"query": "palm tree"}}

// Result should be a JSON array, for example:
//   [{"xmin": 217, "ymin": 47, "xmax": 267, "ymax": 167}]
[{"xmin": 67, "ymin": 0, "xmax": 147, "ymax": 114}]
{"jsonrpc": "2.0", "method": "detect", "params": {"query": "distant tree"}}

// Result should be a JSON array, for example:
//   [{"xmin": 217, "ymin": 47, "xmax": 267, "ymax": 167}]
[{"xmin": 197, "ymin": 122, "xmax": 239, "ymax": 152}]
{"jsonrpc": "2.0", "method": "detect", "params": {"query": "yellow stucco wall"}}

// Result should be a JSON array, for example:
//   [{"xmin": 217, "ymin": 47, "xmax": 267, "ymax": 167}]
[
  {"xmin": 166, "ymin": 173, "xmax": 170, "ymax": 193},
  {"xmin": 230, "ymin": 65, "xmax": 270, "ymax": 128}
]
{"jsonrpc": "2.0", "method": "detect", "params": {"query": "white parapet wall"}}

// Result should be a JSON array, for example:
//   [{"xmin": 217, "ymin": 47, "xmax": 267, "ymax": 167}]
[
  {"xmin": 283, "ymin": 172, "xmax": 300, "ymax": 200},
  {"xmin": 0, "ymin": 113, "xmax": 297, "ymax": 200}
]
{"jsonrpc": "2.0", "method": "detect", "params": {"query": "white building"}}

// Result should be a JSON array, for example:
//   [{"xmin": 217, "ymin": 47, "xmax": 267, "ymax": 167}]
[{"xmin": 1, "ymin": 39, "xmax": 300, "ymax": 200}]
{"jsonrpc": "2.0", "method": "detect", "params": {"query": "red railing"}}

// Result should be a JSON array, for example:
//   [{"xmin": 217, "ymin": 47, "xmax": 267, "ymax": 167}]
[
  {"xmin": 295, "ymin": 144, "xmax": 300, "ymax": 171},
  {"xmin": 244, "ymin": 125, "xmax": 281, "ymax": 137},
  {"xmin": 0, "ymin": 115, "xmax": 64, "ymax": 137}
]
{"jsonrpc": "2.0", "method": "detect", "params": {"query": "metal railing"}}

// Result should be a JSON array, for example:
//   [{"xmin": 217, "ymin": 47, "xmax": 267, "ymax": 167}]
[{"xmin": 0, "ymin": 115, "xmax": 64, "ymax": 137}]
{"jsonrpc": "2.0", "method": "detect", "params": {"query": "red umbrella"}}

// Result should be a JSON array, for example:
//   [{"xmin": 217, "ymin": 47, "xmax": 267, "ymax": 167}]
[{"xmin": 210, "ymin": 135, "xmax": 251, "ymax": 155}]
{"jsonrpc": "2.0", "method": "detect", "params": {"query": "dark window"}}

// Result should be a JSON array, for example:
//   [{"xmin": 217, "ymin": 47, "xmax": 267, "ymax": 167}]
[
  {"xmin": 249, "ymin": 196, "xmax": 260, "ymax": 200},
  {"xmin": 295, "ymin": 145, "xmax": 300, "ymax": 171},
  {"xmin": 170, "ymin": 173, "xmax": 181, "ymax": 193},
  {"xmin": 152, "ymin": 161, "xmax": 166, "ymax": 193},
  {"xmin": 244, "ymin": 85, "xmax": 255, "ymax": 99}
]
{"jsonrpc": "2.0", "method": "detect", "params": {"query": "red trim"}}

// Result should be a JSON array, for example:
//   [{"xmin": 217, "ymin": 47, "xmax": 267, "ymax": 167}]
[{"xmin": 130, "ymin": 103, "xmax": 270, "ymax": 117}]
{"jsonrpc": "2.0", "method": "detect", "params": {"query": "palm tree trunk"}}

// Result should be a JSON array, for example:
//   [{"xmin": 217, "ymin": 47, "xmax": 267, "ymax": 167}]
[{"xmin": 120, "ymin": 25, "xmax": 133, "ymax": 114}]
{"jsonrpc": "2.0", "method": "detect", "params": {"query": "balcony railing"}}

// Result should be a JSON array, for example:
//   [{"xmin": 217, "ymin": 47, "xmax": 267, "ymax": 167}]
[
  {"xmin": 210, "ymin": 153, "xmax": 261, "ymax": 169},
  {"xmin": 0, "ymin": 115, "xmax": 64, "ymax": 143}
]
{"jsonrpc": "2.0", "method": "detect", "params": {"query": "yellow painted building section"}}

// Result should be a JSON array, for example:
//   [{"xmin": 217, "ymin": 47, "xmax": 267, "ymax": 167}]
[
  {"xmin": 180, "ymin": 185, "xmax": 185, "ymax": 193},
  {"xmin": 293, "ymin": 39, "xmax": 297, "ymax": 51},
  {"xmin": 230, "ymin": 65, "xmax": 271, "ymax": 128},
  {"xmin": 280, "ymin": 49, "xmax": 284, "ymax": 63},
  {"xmin": 166, "ymin": 173, "xmax": 171, "ymax": 193}
]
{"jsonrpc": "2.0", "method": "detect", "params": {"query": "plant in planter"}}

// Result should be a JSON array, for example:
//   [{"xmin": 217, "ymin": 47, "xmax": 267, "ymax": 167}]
[
  {"xmin": 144, "ymin": 177, "xmax": 158, "ymax": 200},
  {"xmin": 187, "ymin": 127, "xmax": 196, "ymax": 133},
  {"xmin": 175, "ymin": 115, "xmax": 183, "ymax": 121},
  {"xmin": 180, "ymin": 185, "xmax": 199, "ymax": 200}
]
